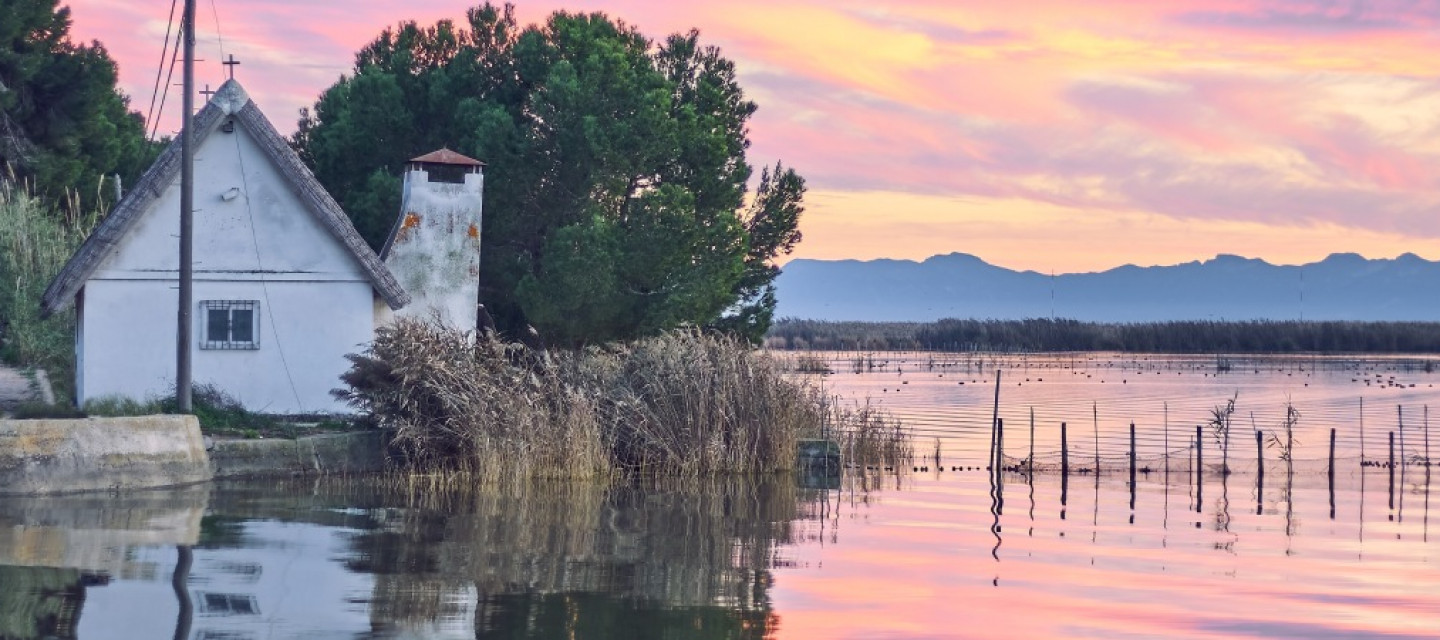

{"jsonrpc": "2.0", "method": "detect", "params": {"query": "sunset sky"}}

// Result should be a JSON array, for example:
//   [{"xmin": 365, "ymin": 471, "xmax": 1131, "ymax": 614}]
[{"xmin": 67, "ymin": 0, "xmax": 1440, "ymax": 273}]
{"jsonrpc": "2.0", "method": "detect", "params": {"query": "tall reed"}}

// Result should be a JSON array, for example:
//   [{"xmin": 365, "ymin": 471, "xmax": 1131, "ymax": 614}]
[
  {"xmin": 336, "ymin": 321, "xmax": 851, "ymax": 479},
  {"xmin": 824, "ymin": 396, "xmax": 912, "ymax": 467},
  {"xmin": 579, "ymin": 328, "xmax": 814, "ymax": 475},
  {"xmin": 0, "ymin": 175, "xmax": 103, "ymax": 400},
  {"xmin": 336, "ymin": 320, "xmax": 610, "ymax": 480}
]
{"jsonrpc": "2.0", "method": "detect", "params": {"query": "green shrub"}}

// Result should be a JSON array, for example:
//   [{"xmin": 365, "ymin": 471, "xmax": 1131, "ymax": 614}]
[
  {"xmin": 82, "ymin": 385, "xmax": 282, "ymax": 436},
  {"xmin": 9, "ymin": 401, "xmax": 87, "ymax": 419},
  {"xmin": 158, "ymin": 383, "xmax": 279, "ymax": 435},
  {"xmin": 0, "ymin": 177, "xmax": 102, "ymax": 402},
  {"xmin": 82, "ymin": 395, "xmax": 163, "ymax": 417}
]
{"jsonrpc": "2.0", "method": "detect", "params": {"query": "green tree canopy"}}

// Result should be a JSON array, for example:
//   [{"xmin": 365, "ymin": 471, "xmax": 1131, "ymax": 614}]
[
  {"xmin": 0, "ymin": 0, "xmax": 153, "ymax": 212},
  {"xmin": 293, "ymin": 3, "xmax": 804, "ymax": 345}
]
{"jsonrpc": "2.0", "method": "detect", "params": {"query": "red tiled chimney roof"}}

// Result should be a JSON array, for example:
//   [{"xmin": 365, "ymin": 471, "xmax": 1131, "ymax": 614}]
[{"xmin": 409, "ymin": 148, "xmax": 485, "ymax": 167}]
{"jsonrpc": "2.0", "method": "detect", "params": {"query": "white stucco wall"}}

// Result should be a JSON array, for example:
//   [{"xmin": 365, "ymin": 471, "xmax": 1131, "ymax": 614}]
[
  {"xmin": 384, "ymin": 168, "xmax": 483, "ymax": 330},
  {"xmin": 77, "ymin": 112, "xmax": 377, "ymax": 413},
  {"xmin": 80, "ymin": 279, "xmax": 373, "ymax": 413}
]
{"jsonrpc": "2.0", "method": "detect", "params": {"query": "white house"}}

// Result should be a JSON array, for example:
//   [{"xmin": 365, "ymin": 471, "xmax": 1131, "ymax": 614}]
[{"xmin": 41, "ymin": 79, "xmax": 483, "ymax": 414}]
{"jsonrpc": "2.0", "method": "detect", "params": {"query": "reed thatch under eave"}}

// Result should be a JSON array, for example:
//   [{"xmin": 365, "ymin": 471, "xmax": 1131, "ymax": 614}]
[{"xmin": 39, "ymin": 79, "xmax": 410, "ymax": 317}]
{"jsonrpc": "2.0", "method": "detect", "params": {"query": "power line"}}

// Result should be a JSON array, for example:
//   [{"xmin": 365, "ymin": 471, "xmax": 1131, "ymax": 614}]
[
  {"xmin": 230, "ymin": 129, "xmax": 306, "ymax": 411},
  {"xmin": 149, "ymin": 27, "xmax": 184, "ymax": 140},
  {"xmin": 144, "ymin": 0, "xmax": 179, "ymax": 133},
  {"xmin": 208, "ymin": 0, "xmax": 229, "ymax": 79}
]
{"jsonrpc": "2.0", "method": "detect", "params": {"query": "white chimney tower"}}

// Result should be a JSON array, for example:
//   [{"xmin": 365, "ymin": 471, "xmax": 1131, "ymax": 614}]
[{"xmin": 379, "ymin": 148, "xmax": 484, "ymax": 330}]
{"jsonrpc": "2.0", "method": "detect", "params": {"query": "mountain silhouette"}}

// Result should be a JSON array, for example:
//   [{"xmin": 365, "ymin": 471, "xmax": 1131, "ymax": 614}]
[{"xmin": 773, "ymin": 252, "xmax": 1440, "ymax": 322}]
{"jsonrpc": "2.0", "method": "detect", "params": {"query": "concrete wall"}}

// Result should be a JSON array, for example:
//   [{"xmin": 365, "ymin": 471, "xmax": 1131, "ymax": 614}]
[
  {"xmin": 383, "ymin": 168, "xmax": 483, "ymax": 330},
  {"xmin": 208, "ymin": 430, "xmax": 390, "ymax": 479},
  {"xmin": 77, "ymin": 113, "xmax": 377, "ymax": 413},
  {"xmin": 0, "ymin": 416, "xmax": 212, "ymax": 495}
]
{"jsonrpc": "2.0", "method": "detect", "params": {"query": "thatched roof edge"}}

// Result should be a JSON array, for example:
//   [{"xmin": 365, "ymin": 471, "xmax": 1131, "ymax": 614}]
[{"xmin": 40, "ymin": 79, "xmax": 409, "ymax": 315}]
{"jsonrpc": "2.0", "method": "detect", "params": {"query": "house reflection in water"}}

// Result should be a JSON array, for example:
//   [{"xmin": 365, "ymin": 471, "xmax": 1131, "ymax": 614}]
[
  {"xmin": 0, "ymin": 484, "xmax": 474, "ymax": 639},
  {"xmin": 78, "ymin": 521, "xmax": 476, "ymax": 639}
]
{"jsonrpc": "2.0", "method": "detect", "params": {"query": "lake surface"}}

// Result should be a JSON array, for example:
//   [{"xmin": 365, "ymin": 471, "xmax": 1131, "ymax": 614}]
[
  {"xmin": 801, "ymin": 351, "xmax": 1440, "ymax": 470},
  {"xmin": 2, "ymin": 352, "xmax": 1438, "ymax": 639}
]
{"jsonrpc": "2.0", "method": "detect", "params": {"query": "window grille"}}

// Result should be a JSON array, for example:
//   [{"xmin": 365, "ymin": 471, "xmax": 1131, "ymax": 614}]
[{"xmin": 200, "ymin": 300, "xmax": 259, "ymax": 350}]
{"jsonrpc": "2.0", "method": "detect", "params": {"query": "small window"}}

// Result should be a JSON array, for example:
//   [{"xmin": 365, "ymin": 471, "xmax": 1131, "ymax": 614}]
[{"xmin": 201, "ymin": 301, "xmax": 259, "ymax": 350}]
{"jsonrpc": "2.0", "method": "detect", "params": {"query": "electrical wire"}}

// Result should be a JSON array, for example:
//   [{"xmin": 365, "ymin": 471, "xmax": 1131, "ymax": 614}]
[
  {"xmin": 143, "ymin": 0, "xmax": 179, "ymax": 134},
  {"xmin": 207, "ymin": 0, "xmax": 228, "ymax": 79},
  {"xmin": 230, "ymin": 127, "xmax": 306, "ymax": 412},
  {"xmin": 149, "ymin": 26, "xmax": 184, "ymax": 140}
]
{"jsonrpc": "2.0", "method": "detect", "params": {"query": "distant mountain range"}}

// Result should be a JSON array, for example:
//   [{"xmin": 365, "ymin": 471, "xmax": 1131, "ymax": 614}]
[{"xmin": 772, "ymin": 252, "xmax": 1440, "ymax": 322}]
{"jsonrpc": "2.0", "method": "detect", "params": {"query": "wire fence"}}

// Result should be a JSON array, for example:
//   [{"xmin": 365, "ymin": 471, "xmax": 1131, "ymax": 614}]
[{"xmin": 786, "ymin": 350, "xmax": 1440, "ymax": 477}]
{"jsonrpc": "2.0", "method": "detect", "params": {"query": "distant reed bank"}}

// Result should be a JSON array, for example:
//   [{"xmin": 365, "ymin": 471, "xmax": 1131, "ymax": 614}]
[{"xmin": 768, "ymin": 318, "xmax": 1440, "ymax": 354}]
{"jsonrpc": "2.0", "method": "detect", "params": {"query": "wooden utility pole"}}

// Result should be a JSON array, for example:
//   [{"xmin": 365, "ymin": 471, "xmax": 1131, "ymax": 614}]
[{"xmin": 177, "ymin": 0, "xmax": 195, "ymax": 412}]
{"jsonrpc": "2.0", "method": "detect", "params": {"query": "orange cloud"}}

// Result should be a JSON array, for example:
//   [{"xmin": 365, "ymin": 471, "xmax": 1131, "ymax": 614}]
[{"xmin": 64, "ymin": 0, "xmax": 1440, "ymax": 273}]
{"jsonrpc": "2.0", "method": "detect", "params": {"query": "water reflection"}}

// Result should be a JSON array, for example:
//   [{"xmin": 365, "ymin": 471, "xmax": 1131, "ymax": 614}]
[
  {"xmin": 0, "ymin": 485, "xmax": 205, "ymax": 639},
  {"xmin": 0, "ymin": 477, "xmax": 798, "ymax": 639},
  {"xmin": 357, "ymin": 476, "xmax": 792, "ymax": 637},
  {"xmin": 773, "ymin": 468, "xmax": 1440, "ymax": 639},
  {"xmin": 0, "ymin": 461, "xmax": 1437, "ymax": 639}
]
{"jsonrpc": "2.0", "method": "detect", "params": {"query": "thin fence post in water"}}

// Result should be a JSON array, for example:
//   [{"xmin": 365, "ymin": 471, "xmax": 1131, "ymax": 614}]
[
  {"xmin": 992, "ymin": 368, "xmax": 1002, "ymax": 469},
  {"xmin": 1329, "ymin": 427, "xmax": 1337, "ymax": 520},
  {"xmin": 993, "ymin": 417, "xmax": 1006, "ymax": 512},
  {"xmin": 1399, "ymin": 406, "xmax": 1409, "ymax": 512},
  {"xmin": 1029, "ymin": 408, "xmax": 1036, "ymax": 477},
  {"xmin": 1061, "ymin": 422, "xmax": 1069, "ymax": 478},
  {"xmin": 1256, "ymin": 429, "xmax": 1265, "ymax": 508},
  {"xmin": 996, "ymin": 418, "xmax": 1006, "ymax": 477},
  {"xmin": 1164, "ymin": 402, "xmax": 1170, "ymax": 481},
  {"xmin": 1129, "ymin": 421, "xmax": 1137, "ymax": 511},
  {"xmin": 1196, "ymin": 425, "xmax": 1204, "ymax": 513},
  {"xmin": 1361, "ymin": 397, "xmax": 1366, "ymax": 468},
  {"xmin": 1093, "ymin": 403, "xmax": 1100, "ymax": 475},
  {"xmin": 1256, "ymin": 429, "xmax": 1264, "ymax": 481},
  {"xmin": 1389, "ymin": 431, "xmax": 1396, "ymax": 512}
]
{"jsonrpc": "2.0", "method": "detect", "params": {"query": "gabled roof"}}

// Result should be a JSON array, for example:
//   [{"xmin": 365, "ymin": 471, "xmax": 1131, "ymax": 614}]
[
  {"xmin": 41, "ymin": 79, "xmax": 410, "ymax": 315},
  {"xmin": 410, "ymin": 148, "xmax": 484, "ymax": 167}
]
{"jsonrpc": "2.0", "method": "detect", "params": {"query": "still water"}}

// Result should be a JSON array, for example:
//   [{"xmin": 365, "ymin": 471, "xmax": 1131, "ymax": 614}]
[{"xmin": 1, "ymin": 353, "xmax": 1438, "ymax": 639}]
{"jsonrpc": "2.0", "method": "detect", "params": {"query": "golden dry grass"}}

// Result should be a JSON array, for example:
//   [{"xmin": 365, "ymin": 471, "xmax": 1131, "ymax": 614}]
[{"xmin": 336, "ymin": 320, "xmax": 909, "ymax": 478}]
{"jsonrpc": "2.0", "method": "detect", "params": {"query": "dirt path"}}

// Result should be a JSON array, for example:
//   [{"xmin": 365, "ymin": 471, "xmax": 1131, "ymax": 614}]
[{"xmin": 0, "ymin": 365, "xmax": 36, "ymax": 411}]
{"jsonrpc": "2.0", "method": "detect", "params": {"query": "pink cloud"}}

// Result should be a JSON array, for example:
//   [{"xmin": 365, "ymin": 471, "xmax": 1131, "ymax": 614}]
[
  {"xmin": 61, "ymin": 0, "xmax": 1440, "ymax": 270},
  {"xmin": 1173, "ymin": 0, "xmax": 1440, "ymax": 34}
]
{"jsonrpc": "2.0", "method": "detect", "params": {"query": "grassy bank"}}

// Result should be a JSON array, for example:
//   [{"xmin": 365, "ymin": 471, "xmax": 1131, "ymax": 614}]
[
  {"xmin": 767, "ymin": 318, "xmax": 1440, "ymax": 354},
  {"xmin": 336, "ymin": 320, "xmax": 908, "ymax": 479}
]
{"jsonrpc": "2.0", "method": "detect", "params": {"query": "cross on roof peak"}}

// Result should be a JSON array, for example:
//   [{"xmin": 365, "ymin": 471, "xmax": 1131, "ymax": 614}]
[{"xmin": 223, "ymin": 54, "xmax": 241, "ymax": 80}]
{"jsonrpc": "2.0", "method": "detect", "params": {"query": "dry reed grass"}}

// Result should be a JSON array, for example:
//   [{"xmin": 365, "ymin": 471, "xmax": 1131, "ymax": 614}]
[
  {"xmin": 823, "ymin": 396, "xmax": 913, "ymax": 467},
  {"xmin": 578, "ymin": 329, "xmax": 814, "ymax": 475},
  {"xmin": 336, "ymin": 321, "xmax": 894, "ymax": 478},
  {"xmin": 336, "ymin": 321, "xmax": 610, "ymax": 480}
]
